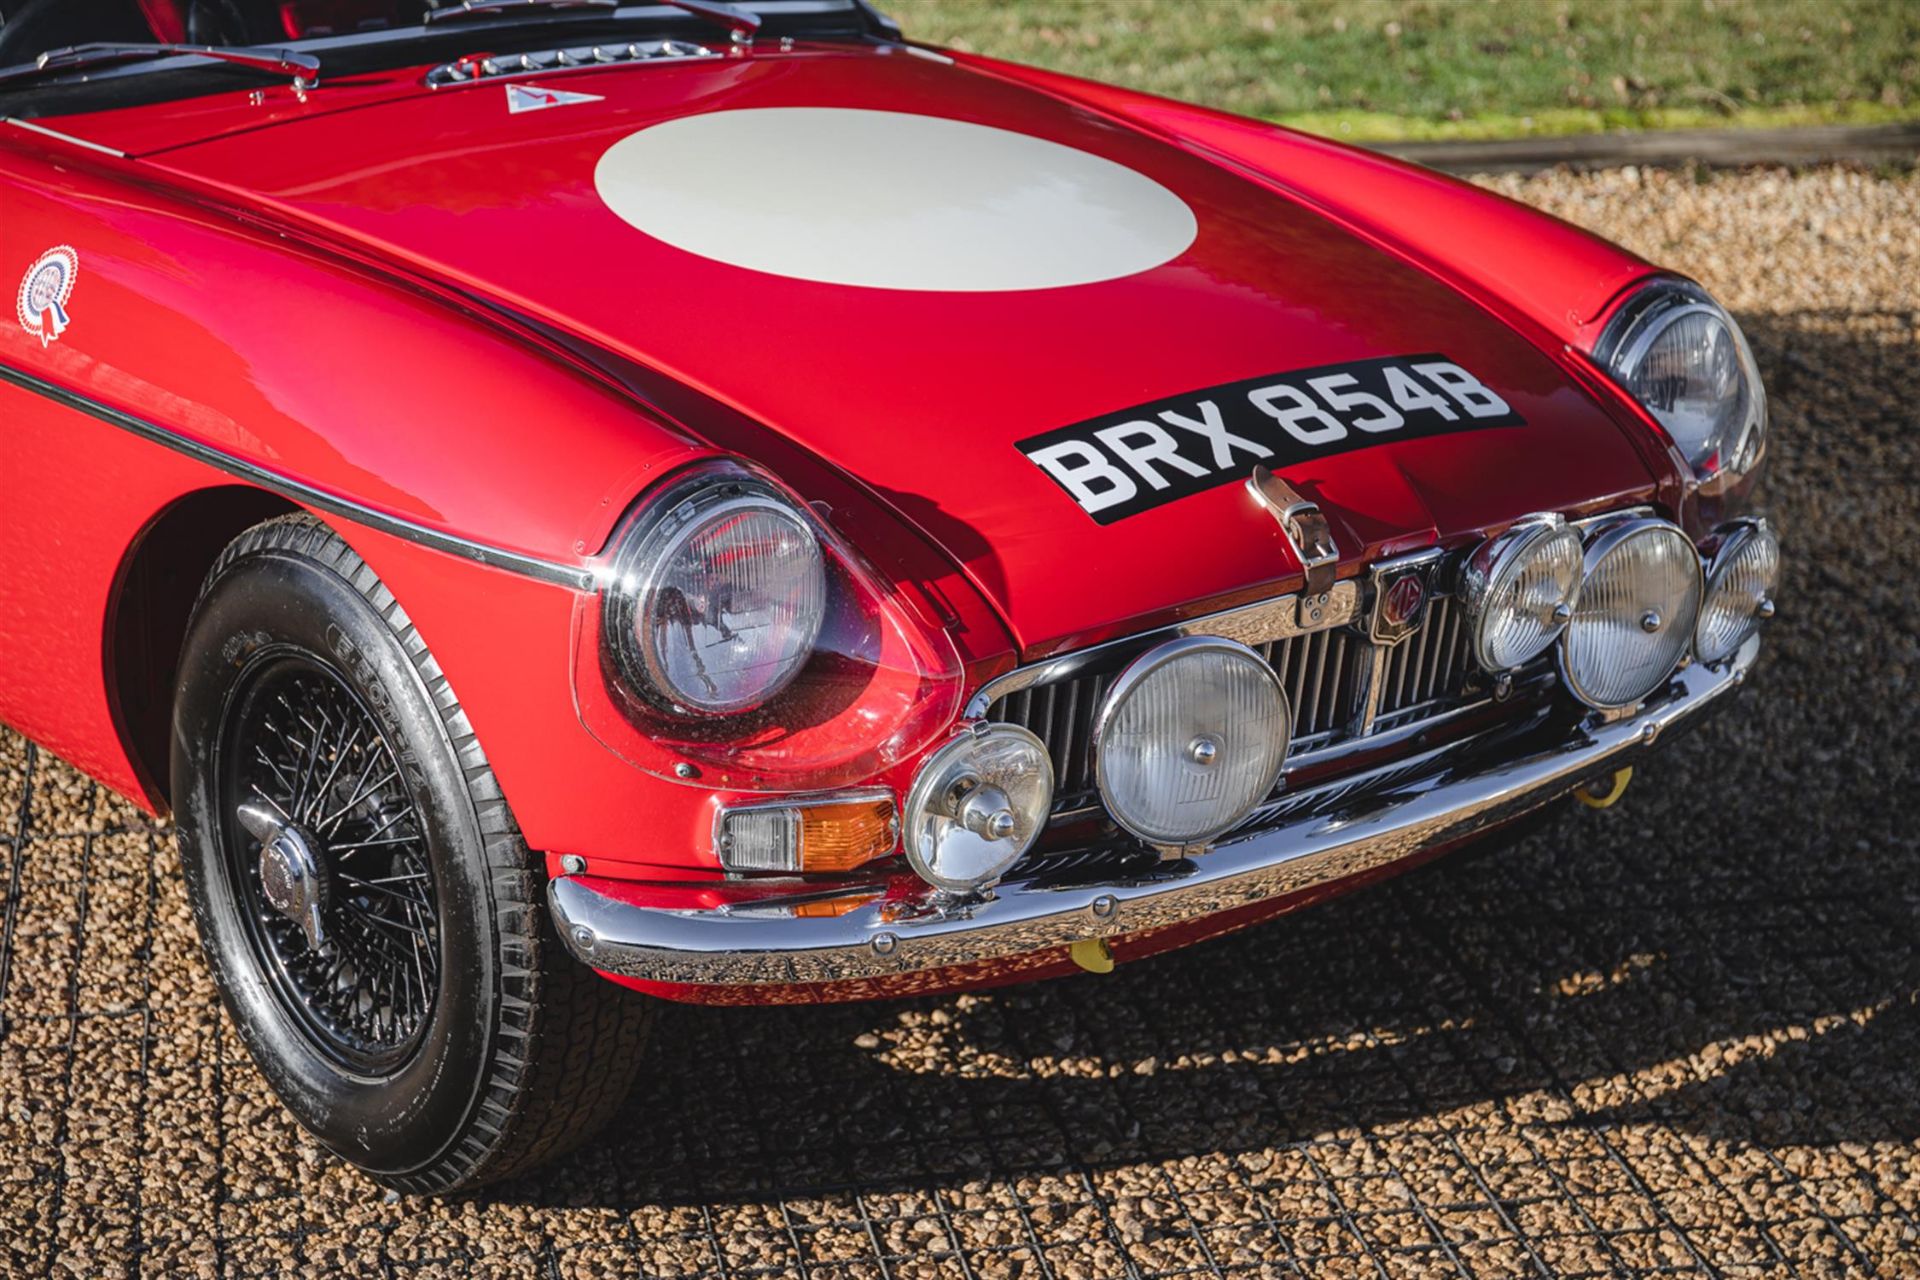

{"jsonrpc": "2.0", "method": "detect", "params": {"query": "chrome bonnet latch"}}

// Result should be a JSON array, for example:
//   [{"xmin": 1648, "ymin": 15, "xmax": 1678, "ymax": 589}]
[{"xmin": 1248, "ymin": 466, "xmax": 1341, "ymax": 626}]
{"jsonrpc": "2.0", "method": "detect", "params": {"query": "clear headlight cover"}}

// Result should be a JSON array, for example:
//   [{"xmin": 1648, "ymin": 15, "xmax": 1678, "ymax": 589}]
[
  {"xmin": 1694, "ymin": 519, "xmax": 1780, "ymax": 665},
  {"xmin": 584, "ymin": 463, "xmax": 966, "ymax": 789},
  {"xmin": 608, "ymin": 485, "xmax": 827, "ymax": 715},
  {"xmin": 1560, "ymin": 518, "xmax": 1703, "ymax": 710},
  {"xmin": 1460, "ymin": 518, "xmax": 1584, "ymax": 671},
  {"xmin": 1093, "ymin": 637, "xmax": 1290, "ymax": 847},
  {"xmin": 1594, "ymin": 279, "xmax": 1766, "ymax": 489}
]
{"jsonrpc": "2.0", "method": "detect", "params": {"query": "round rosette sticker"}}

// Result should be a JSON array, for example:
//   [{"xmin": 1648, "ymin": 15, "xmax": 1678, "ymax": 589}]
[{"xmin": 17, "ymin": 245, "xmax": 78, "ymax": 347}]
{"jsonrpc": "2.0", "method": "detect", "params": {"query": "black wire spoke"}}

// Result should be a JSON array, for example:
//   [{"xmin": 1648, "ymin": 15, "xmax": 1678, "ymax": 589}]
[
  {"xmin": 290, "ymin": 705, "xmax": 328, "ymax": 819},
  {"xmin": 334, "ymin": 872, "xmax": 429, "ymax": 909},
  {"xmin": 302, "ymin": 713, "xmax": 362, "ymax": 829},
  {"xmin": 331, "ymin": 841, "xmax": 421, "ymax": 863},
  {"xmin": 223, "ymin": 658, "xmax": 441, "ymax": 1072},
  {"xmin": 253, "ymin": 745, "xmax": 297, "ymax": 795},
  {"xmin": 318, "ymin": 764, "xmax": 401, "ymax": 839}
]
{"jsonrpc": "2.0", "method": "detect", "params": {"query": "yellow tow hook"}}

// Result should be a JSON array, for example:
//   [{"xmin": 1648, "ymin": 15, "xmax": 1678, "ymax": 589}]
[
  {"xmin": 1576, "ymin": 766, "xmax": 1634, "ymax": 810},
  {"xmin": 1069, "ymin": 937, "xmax": 1115, "ymax": 974}
]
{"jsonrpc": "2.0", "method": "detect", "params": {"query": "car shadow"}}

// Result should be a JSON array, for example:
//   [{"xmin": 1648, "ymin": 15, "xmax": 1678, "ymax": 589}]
[{"xmin": 480, "ymin": 309, "xmax": 1919, "ymax": 1212}]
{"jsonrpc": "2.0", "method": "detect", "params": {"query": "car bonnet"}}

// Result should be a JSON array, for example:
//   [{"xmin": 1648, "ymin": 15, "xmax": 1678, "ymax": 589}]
[{"xmin": 134, "ymin": 42, "xmax": 1664, "ymax": 658}]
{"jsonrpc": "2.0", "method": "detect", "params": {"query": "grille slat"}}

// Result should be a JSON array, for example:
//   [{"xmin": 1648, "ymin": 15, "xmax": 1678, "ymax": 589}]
[
  {"xmin": 1410, "ymin": 611, "xmax": 1436, "ymax": 703},
  {"xmin": 1039, "ymin": 684, "xmax": 1061, "ymax": 782},
  {"xmin": 1285, "ymin": 635, "xmax": 1305, "ymax": 729},
  {"xmin": 986, "ymin": 588, "xmax": 1490, "ymax": 820},
  {"xmin": 1320, "ymin": 633, "xmax": 1347, "ymax": 730},
  {"xmin": 1416, "ymin": 605, "xmax": 1440, "ymax": 701},
  {"xmin": 1434, "ymin": 601, "xmax": 1462, "ymax": 694},
  {"xmin": 1056, "ymin": 680, "xmax": 1080, "ymax": 793},
  {"xmin": 1304, "ymin": 632, "xmax": 1332, "ymax": 735},
  {"xmin": 1388, "ymin": 629, "xmax": 1412, "ymax": 707},
  {"xmin": 1067, "ymin": 676, "xmax": 1100, "ymax": 799}
]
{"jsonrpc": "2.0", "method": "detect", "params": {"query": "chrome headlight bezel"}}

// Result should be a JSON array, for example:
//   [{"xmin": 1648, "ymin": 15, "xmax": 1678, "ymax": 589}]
[
  {"xmin": 1593, "ymin": 278, "xmax": 1767, "ymax": 494},
  {"xmin": 1694, "ymin": 517, "xmax": 1780, "ymax": 666},
  {"xmin": 1458, "ymin": 515, "xmax": 1585, "ymax": 673},
  {"xmin": 601, "ymin": 466, "xmax": 828, "ymax": 719}
]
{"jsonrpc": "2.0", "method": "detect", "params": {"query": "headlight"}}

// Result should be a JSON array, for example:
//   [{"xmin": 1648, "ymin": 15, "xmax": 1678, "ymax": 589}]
[
  {"xmin": 1459, "ymin": 517, "xmax": 1584, "ymax": 671},
  {"xmin": 604, "ymin": 473, "xmax": 828, "ymax": 716},
  {"xmin": 903, "ymin": 724, "xmax": 1053, "ymax": 893},
  {"xmin": 1560, "ymin": 518, "xmax": 1703, "ymax": 710},
  {"xmin": 585, "ymin": 461, "xmax": 966, "ymax": 789},
  {"xmin": 1093, "ymin": 637, "xmax": 1290, "ymax": 848},
  {"xmin": 1594, "ymin": 279, "xmax": 1766, "ymax": 489},
  {"xmin": 1694, "ymin": 519, "xmax": 1779, "ymax": 665}
]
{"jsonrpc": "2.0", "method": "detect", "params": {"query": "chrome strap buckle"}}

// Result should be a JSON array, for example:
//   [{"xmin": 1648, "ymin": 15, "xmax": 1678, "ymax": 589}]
[{"xmin": 1248, "ymin": 466, "xmax": 1340, "ymax": 622}]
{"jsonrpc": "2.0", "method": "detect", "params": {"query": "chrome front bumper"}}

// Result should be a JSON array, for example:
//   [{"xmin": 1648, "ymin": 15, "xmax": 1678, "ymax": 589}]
[{"xmin": 550, "ymin": 637, "xmax": 1758, "ymax": 989}]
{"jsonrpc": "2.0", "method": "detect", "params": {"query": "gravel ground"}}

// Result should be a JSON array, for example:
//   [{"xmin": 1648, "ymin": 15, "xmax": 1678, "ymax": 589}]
[{"xmin": 2, "ymin": 164, "xmax": 1917, "ymax": 1278}]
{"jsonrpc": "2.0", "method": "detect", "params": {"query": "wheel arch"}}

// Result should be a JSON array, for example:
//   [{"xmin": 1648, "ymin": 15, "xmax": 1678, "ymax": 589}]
[{"xmin": 105, "ymin": 484, "xmax": 302, "ymax": 813}]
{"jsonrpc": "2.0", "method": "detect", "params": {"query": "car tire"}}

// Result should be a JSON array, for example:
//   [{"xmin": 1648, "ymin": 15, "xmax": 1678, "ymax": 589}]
[{"xmin": 171, "ymin": 512, "xmax": 651, "ymax": 1193}]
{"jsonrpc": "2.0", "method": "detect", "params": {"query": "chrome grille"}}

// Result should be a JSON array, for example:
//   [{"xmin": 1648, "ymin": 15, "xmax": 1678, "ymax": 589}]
[
  {"xmin": 986, "ymin": 592, "xmax": 1486, "ymax": 820},
  {"xmin": 1259, "ymin": 627, "xmax": 1356, "ymax": 750},
  {"xmin": 1374, "ymin": 593, "xmax": 1473, "ymax": 731},
  {"xmin": 990, "ymin": 674, "xmax": 1113, "ymax": 812}
]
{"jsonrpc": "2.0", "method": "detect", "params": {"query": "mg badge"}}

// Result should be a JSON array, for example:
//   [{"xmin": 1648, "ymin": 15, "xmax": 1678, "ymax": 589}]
[
  {"xmin": 1383, "ymin": 575, "xmax": 1425, "ymax": 628},
  {"xmin": 1368, "ymin": 551, "xmax": 1442, "ymax": 645}
]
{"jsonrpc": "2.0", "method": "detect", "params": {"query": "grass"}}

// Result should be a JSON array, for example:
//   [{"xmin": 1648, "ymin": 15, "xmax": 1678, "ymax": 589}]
[{"xmin": 886, "ymin": 0, "xmax": 1920, "ymax": 141}]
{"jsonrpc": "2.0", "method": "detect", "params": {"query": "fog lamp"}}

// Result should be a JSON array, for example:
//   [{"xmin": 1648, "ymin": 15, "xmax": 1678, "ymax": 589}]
[
  {"xmin": 1460, "ymin": 517, "xmax": 1584, "ymax": 671},
  {"xmin": 1093, "ymin": 636, "xmax": 1290, "ymax": 848},
  {"xmin": 716, "ymin": 794, "xmax": 897, "ymax": 873},
  {"xmin": 1560, "ymin": 518, "xmax": 1703, "ymax": 710},
  {"xmin": 1694, "ymin": 519, "xmax": 1779, "ymax": 665},
  {"xmin": 902, "ymin": 724, "xmax": 1052, "ymax": 893}
]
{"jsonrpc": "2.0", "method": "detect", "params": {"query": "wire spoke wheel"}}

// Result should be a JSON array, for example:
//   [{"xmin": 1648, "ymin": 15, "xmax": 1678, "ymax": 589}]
[
  {"xmin": 175, "ymin": 516, "xmax": 651, "ymax": 1190},
  {"xmin": 219, "ymin": 652, "xmax": 441, "ymax": 1073}
]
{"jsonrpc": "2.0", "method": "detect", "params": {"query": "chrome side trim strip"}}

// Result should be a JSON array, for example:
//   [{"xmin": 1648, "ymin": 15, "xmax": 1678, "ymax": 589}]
[
  {"xmin": 0, "ymin": 361, "xmax": 595, "ymax": 590},
  {"xmin": 549, "ymin": 634, "xmax": 1757, "ymax": 987},
  {"xmin": 1, "ymin": 117, "xmax": 129, "ymax": 158},
  {"xmin": 965, "ymin": 581, "xmax": 1361, "ymax": 718}
]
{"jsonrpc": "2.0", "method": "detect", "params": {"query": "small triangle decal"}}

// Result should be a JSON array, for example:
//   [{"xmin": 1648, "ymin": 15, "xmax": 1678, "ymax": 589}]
[{"xmin": 504, "ymin": 83, "xmax": 605, "ymax": 114}]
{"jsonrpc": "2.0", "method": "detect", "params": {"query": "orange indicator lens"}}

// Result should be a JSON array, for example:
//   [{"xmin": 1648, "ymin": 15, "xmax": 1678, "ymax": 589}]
[{"xmin": 799, "ymin": 799, "xmax": 896, "ymax": 872}]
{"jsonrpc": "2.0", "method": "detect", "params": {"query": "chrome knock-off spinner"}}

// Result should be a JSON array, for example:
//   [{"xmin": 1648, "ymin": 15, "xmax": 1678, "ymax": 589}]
[{"xmin": 236, "ymin": 801, "xmax": 328, "ymax": 951}]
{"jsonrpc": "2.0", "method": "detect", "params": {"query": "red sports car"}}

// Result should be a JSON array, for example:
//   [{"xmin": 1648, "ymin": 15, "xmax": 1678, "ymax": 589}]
[{"xmin": 0, "ymin": 0, "xmax": 1779, "ymax": 1191}]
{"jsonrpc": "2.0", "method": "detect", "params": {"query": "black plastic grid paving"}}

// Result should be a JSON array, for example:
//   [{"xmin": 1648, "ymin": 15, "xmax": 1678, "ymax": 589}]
[{"xmin": 2, "ymin": 241, "xmax": 1918, "ymax": 1279}]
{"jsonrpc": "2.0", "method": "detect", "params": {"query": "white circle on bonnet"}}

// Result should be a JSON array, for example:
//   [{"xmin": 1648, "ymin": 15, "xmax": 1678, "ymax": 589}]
[{"xmin": 592, "ymin": 107, "xmax": 1198, "ymax": 292}]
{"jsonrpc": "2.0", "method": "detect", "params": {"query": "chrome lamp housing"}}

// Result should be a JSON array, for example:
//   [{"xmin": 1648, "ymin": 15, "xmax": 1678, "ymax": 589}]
[
  {"xmin": 1458, "ymin": 516, "xmax": 1585, "ymax": 672},
  {"xmin": 1695, "ymin": 517, "xmax": 1780, "ymax": 666},
  {"xmin": 1594, "ymin": 278, "xmax": 1767, "ymax": 499},
  {"xmin": 902, "ymin": 723, "xmax": 1054, "ymax": 894}
]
